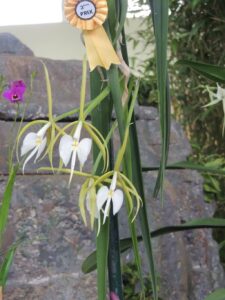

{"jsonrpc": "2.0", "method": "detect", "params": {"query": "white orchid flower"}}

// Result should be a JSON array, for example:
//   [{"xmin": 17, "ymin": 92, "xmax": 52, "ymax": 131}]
[
  {"xmin": 97, "ymin": 172, "xmax": 123, "ymax": 224},
  {"xmin": 206, "ymin": 84, "xmax": 225, "ymax": 108},
  {"xmin": 205, "ymin": 84, "xmax": 225, "ymax": 134},
  {"xmin": 21, "ymin": 122, "xmax": 51, "ymax": 173},
  {"xmin": 59, "ymin": 121, "xmax": 92, "ymax": 185}
]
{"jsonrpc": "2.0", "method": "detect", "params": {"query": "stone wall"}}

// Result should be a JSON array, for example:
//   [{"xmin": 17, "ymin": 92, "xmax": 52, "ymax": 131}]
[{"xmin": 0, "ymin": 34, "xmax": 224, "ymax": 300}]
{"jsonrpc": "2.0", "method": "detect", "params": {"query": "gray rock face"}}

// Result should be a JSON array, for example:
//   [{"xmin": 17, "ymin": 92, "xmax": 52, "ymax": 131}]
[
  {"xmin": 0, "ymin": 33, "xmax": 34, "ymax": 56},
  {"xmin": 0, "ymin": 175, "xmax": 97, "ymax": 300},
  {"xmin": 0, "ymin": 36, "xmax": 224, "ymax": 300},
  {"xmin": 0, "ymin": 55, "xmax": 84, "ymax": 120}
]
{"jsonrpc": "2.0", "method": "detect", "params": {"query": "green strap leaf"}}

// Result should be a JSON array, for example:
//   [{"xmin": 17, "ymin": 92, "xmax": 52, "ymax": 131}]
[
  {"xmin": 142, "ymin": 160, "xmax": 225, "ymax": 176},
  {"xmin": 0, "ymin": 237, "xmax": 25, "ymax": 287},
  {"xmin": 204, "ymin": 289, "xmax": 225, "ymax": 300},
  {"xmin": 82, "ymin": 217, "xmax": 225, "ymax": 274},
  {"xmin": 0, "ymin": 165, "xmax": 18, "ymax": 242},
  {"xmin": 113, "ymin": 0, "xmax": 128, "ymax": 44},
  {"xmin": 177, "ymin": 60, "xmax": 225, "ymax": 83},
  {"xmin": 90, "ymin": 68, "xmax": 112, "ymax": 300},
  {"xmin": 149, "ymin": 0, "xmax": 170, "ymax": 202}
]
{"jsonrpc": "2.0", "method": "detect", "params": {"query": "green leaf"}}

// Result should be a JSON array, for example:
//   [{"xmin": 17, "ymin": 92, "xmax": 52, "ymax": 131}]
[
  {"xmin": 108, "ymin": 66, "xmax": 145, "ymax": 297},
  {"xmin": 150, "ymin": 0, "xmax": 170, "ymax": 202},
  {"xmin": 96, "ymin": 220, "xmax": 109, "ymax": 300},
  {"xmin": 142, "ymin": 160, "xmax": 225, "ymax": 176},
  {"xmin": 0, "ymin": 237, "xmax": 25, "ymax": 287},
  {"xmin": 205, "ymin": 289, "xmax": 225, "ymax": 300},
  {"xmin": 0, "ymin": 165, "xmax": 18, "ymax": 241},
  {"xmin": 90, "ymin": 69, "xmax": 112, "ymax": 300},
  {"xmin": 177, "ymin": 60, "xmax": 225, "ymax": 83},
  {"xmin": 82, "ymin": 217, "xmax": 225, "ymax": 274},
  {"xmin": 113, "ymin": 0, "xmax": 128, "ymax": 44}
]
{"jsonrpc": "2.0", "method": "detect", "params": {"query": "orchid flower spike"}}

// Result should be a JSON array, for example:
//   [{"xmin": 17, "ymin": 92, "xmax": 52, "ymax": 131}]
[
  {"xmin": 21, "ymin": 122, "xmax": 51, "ymax": 173},
  {"xmin": 59, "ymin": 121, "xmax": 92, "ymax": 185},
  {"xmin": 97, "ymin": 172, "xmax": 124, "ymax": 224}
]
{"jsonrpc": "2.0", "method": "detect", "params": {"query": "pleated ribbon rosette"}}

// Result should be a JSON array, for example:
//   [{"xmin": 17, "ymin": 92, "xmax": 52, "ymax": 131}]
[{"xmin": 64, "ymin": 0, "xmax": 120, "ymax": 71}]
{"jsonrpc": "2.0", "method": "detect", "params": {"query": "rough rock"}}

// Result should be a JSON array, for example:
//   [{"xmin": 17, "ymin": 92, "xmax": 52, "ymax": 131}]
[
  {"xmin": 0, "ymin": 33, "xmax": 34, "ymax": 56},
  {"xmin": 120, "ymin": 170, "xmax": 224, "ymax": 300},
  {"xmin": 0, "ymin": 55, "xmax": 85, "ymax": 120},
  {"xmin": 0, "ymin": 175, "xmax": 97, "ymax": 300}
]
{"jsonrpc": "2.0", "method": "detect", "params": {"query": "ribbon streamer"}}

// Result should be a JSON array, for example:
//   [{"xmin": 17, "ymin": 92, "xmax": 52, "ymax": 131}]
[{"xmin": 64, "ymin": 0, "xmax": 120, "ymax": 71}]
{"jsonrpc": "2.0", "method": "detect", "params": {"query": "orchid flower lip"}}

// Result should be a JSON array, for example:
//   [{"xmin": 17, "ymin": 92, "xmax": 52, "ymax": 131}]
[
  {"xmin": 96, "ymin": 171, "xmax": 123, "ymax": 223},
  {"xmin": 59, "ymin": 121, "xmax": 92, "ymax": 185}
]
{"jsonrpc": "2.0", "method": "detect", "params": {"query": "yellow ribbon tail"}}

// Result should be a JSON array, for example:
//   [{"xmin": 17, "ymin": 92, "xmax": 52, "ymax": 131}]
[{"xmin": 83, "ymin": 26, "xmax": 120, "ymax": 71}]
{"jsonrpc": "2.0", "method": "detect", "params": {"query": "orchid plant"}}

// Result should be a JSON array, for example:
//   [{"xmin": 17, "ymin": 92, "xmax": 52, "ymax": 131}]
[
  {"xmin": 2, "ymin": 1, "xmax": 225, "ymax": 300},
  {"xmin": 12, "ymin": 43, "xmax": 144, "ymax": 300},
  {"xmin": 12, "ymin": 1, "xmax": 158, "ymax": 298}
]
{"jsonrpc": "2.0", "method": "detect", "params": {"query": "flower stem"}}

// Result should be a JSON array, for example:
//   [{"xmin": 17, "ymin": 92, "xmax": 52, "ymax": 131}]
[{"xmin": 79, "ymin": 56, "xmax": 87, "ymax": 121}]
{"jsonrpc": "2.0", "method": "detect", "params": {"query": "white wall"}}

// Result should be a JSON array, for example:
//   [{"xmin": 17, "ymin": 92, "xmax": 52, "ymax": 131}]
[{"xmin": 0, "ymin": 19, "xmax": 149, "ymax": 63}]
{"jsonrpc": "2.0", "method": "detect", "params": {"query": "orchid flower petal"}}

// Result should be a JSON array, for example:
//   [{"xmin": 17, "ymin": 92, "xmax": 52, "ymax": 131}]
[
  {"xmin": 110, "ymin": 172, "xmax": 118, "ymax": 191},
  {"xmin": 222, "ymin": 98, "xmax": 225, "ymax": 114},
  {"xmin": 112, "ymin": 189, "xmax": 124, "ymax": 215},
  {"xmin": 22, "ymin": 147, "xmax": 38, "ymax": 173},
  {"xmin": 21, "ymin": 132, "xmax": 37, "ymax": 156},
  {"xmin": 59, "ymin": 134, "xmax": 73, "ymax": 166},
  {"xmin": 216, "ymin": 85, "xmax": 225, "ymax": 100},
  {"xmin": 203, "ymin": 99, "xmax": 221, "ymax": 108},
  {"xmin": 69, "ymin": 150, "xmax": 77, "ymax": 185},
  {"xmin": 73, "ymin": 121, "xmax": 83, "ymax": 140},
  {"xmin": 77, "ymin": 138, "xmax": 92, "ymax": 167},
  {"xmin": 96, "ymin": 185, "xmax": 109, "ymax": 211},
  {"xmin": 37, "ymin": 122, "xmax": 51, "ymax": 137},
  {"xmin": 34, "ymin": 137, "xmax": 47, "ymax": 162},
  {"xmin": 103, "ymin": 198, "xmax": 111, "ymax": 224}
]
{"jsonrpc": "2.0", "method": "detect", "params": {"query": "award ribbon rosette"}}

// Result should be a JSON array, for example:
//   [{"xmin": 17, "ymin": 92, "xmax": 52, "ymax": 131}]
[{"xmin": 64, "ymin": 0, "xmax": 120, "ymax": 71}]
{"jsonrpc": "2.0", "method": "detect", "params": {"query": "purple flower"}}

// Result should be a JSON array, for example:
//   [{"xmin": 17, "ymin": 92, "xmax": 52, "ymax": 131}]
[
  {"xmin": 110, "ymin": 292, "xmax": 120, "ymax": 300},
  {"xmin": 2, "ymin": 80, "xmax": 26, "ymax": 103}
]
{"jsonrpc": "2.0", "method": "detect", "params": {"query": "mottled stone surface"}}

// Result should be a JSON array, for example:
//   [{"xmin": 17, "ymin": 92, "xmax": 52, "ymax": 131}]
[
  {"xmin": 119, "ymin": 169, "xmax": 224, "ymax": 300},
  {"xmin": 0, "ymin": 175, "xmax": 97, "ymax": 300},
  {"xmin": 0, "ymin": 33, "xmax": 34, "ymax": 56}
]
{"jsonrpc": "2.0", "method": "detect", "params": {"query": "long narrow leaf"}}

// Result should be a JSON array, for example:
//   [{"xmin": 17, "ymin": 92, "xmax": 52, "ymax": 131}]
[
  {"xmin": 90, "ymin": 69, "xmax": 112, "ymax": 300},
  {"xmin": 0, "ymin": 236, "xmax": 25, "ymax": 287},
  {"xmin": 149, "ymin": 0, "xmax": 170, "ymax": 202},
  {"xmin": 108, "ymin": 65, "xmax": 146, "ymax": 297},
  {"xmin": 204, "ymin": 289, "xmax": 225, "ymax": 300},
  {"xmin": 113, "ymin": 0, "xmax": 128, "ymax": 44},
  {"xmin": 82, "ymin": 217, "xmax": 225, "ymax": 274},
  {"xmin": 178, "ymin": 60, "xmax": 225, "ymax": 83},
  {"xmin": 0, "ymin": 165, "xmax": 18, "ymax": 242},
  {"xmin": 117, "ymin": 13, "xmax": 159, "ymax": 300},
  {"xmin": 142, "ymin": 161, "xmax": 225, "ymax": 176}
]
